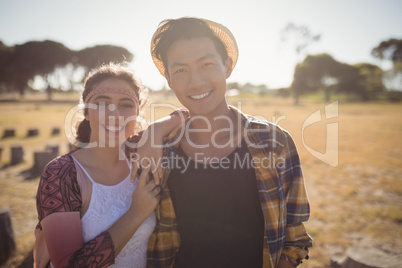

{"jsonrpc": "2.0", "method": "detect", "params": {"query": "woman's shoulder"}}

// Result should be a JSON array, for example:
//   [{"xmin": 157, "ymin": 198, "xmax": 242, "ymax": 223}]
[
  {"xmin": 46, "ymin": 153, "xmax": 75, "ymax": 167},
  {"xmin": 41, "ymin": 153, "xmax": 76, "ymax": 179},
  {"xmin": 37, "ymin": 153, "xmax": 82, "ymax": 219}
]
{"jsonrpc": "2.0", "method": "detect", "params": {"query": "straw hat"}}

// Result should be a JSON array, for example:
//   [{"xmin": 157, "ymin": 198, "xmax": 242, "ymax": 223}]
[{"xmin": 150, "ymin": 18, "xmax": 239, "ymax": 78}]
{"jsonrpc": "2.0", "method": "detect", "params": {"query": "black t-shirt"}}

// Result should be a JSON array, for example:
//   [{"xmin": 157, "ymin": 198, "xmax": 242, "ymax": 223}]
[{"xmin": 167, "ymin": 139, "xmax": 264, "ymax": 268}]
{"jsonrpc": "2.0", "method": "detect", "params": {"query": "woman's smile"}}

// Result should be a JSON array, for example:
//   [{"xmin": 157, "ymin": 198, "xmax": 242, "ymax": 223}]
[{"xmin": 103, "ymin": 124, "xmax": 125, "ymax": 133}]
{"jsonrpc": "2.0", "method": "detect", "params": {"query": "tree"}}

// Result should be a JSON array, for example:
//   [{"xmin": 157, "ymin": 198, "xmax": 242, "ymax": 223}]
[
  {"xmin": 372, "ymin": 38, "xmax": 402, "ymax": 91},
  {"xmin": 75, "ymin": 45, "xmax": 133, "ymax": 74},
  {"xmin": 44, "ymin": 44, "xmax": 134, "ymax": 93},
  {"xmin": 10, "ymin": 40, "xmax": 73, "ymax": 96},
  {"xmin": 0, "ymin": 41, "xmax": 134, "ymax": 98},
  {"xmin": 292, "ymin": 54, "xmax": 384, "ymax": 102},
  {"xmin": 227, "ymin": 82, "xmax": 240, "ymax": 90},
  {"xmin": 292, "ymin": 53, "xmax": 339, "ymax": 103},
  {"xmin": 372, "ymin": 38, "xmax": 402, "ymax": 65},
  {"xmin": 333, "ymin": 62, "xmax": 359, "ymax": 95},
  {"xmin": 0, "ymin": 41, "xmax": 15, "ymax": 92},
  {"xmin": 281, "ymin": 22, "xmax": 321, "ymax": 104},
  {"xmin": 354, "ymin": 63, "xmax": 384, "ymax": 101}
]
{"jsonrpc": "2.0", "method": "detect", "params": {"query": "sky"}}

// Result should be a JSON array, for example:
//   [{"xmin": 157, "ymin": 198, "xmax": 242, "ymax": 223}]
[{"xmin": 0, "ymin": 0, "xmax": 401, "ymax": 90}]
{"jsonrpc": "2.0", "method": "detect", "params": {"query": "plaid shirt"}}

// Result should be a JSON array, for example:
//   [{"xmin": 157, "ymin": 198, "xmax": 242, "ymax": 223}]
[{"xmin": 147, "ymin": 106, "xmax": 312, "ymax": 267}]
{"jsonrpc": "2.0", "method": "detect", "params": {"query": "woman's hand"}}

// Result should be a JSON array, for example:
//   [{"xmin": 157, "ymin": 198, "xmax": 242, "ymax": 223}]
[
  {"xmin": 108, "ymin": 165, "xmax": 162, "ymax": 255},
  {"xmin": 129, "ymin": 165, "xmax": 161, "ymax": 222}
]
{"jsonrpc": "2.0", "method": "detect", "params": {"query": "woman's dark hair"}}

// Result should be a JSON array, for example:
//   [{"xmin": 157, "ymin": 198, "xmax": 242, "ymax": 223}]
[
  {"xmin": 75, "ymin": 62, "xmax": 144, "ymax": 146},
  {"xmin": 152, "ymin": 17, "xmax": 228, "ymax": 77}
]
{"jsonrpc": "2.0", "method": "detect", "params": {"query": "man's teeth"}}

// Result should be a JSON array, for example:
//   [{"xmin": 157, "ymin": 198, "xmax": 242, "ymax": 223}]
[
  {"xmin": 105, "ymin": 125, "xmax": 123, "ymax": 132},
  {"xmin": 190, "ymin": 91, "xmax": 210, "ymax": 100}
]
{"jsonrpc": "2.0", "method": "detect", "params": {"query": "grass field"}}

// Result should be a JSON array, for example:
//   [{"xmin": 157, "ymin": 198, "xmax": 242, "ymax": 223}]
[{"xmin": 0, "ymin": 92, "xmax": 401, "ymax": 267}]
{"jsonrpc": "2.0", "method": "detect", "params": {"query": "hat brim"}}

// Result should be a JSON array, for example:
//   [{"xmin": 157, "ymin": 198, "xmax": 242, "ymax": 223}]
[{"xmin": 150, "ymin": 18, "xmax": 238, "ymax": 78}]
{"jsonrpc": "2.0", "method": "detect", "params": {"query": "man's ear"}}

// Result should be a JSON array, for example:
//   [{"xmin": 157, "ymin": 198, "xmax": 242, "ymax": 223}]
[{"xmin": 225, "ymin": 57, "xmax": 233, "ymax": 78}]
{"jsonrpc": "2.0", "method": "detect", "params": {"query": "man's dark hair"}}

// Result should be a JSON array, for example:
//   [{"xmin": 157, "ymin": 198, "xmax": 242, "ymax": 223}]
[{"xmin": 152, "ymin": 17, "xmax": 229, "ymax": 76}]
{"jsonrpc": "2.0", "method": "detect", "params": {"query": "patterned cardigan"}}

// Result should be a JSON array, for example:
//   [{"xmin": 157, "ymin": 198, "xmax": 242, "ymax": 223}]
[{"xmin": 35, "ymin": 153, "xmax": 116, "ymax": 267}]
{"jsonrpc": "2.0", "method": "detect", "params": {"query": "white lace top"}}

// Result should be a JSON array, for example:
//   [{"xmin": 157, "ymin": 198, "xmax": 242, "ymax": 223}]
[{"xmin": 71, "ymin": 155, "xmax": 156, "ymax": 268}]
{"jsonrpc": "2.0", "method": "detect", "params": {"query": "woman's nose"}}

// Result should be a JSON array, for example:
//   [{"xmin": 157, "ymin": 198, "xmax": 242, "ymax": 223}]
[
  {"xmin": 105, "ymin": 104, "xmax": 123, "ymax": 123},
  {"xmin": 106, "ymin": 104, "xmax": 119, "ymax": 115}
]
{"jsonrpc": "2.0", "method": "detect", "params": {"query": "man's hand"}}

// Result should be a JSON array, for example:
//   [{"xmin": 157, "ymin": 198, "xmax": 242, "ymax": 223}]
[
  {"xmin": 278, "ymin": 257, "xmax": 297, "ymax": 268},
  {"xmin": 131, "ymin": 109, "xmax": 190, "ymax": 185}
]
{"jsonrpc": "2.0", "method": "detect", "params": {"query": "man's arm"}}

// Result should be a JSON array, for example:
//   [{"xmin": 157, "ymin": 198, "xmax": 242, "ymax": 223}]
[
  {"xmin": 280, "ymin": 131, "xmax": 313, "ymax": 266},
  {"xmin": 128, "ymin": 108, "xmax": 190, "ymax": 184}
]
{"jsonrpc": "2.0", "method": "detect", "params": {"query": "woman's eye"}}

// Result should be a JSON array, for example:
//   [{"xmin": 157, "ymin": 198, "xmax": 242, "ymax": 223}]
[
  {"xmin": 96, "ymin": 101, "xmax": 107, "ymax": 107},
  {"xmin": 120, "ymin": 103, "xmax": 134, "ymax": 108}
]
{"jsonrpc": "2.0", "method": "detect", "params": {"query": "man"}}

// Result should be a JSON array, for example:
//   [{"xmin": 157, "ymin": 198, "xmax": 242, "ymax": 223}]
[{"xmin": 147, "ymin": 17, "xmax": 312, "ymax": 268}]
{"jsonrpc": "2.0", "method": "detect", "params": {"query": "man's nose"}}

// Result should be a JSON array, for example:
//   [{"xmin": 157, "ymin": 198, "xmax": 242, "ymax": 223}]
[{"xmin": 188, "ymin": 69, "xmax": 206, "ymax": 89}]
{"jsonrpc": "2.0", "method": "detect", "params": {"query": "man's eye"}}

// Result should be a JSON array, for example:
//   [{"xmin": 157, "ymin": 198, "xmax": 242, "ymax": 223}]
[
  {"xmin": 203, "ymin": 62, "xmax": 214, "ymax": 67},
  {"xmin": 174, "ymin": 68, "xmax": 186, "ymax": 74}
]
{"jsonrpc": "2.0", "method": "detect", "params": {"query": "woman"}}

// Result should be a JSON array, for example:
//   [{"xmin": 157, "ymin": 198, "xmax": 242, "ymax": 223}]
[{"xmin": 34, "ymin": 63, "xmax": 186, "ymax": 268}]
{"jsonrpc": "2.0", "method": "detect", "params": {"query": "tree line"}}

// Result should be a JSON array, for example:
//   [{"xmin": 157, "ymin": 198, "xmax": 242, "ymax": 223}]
[
  {"xmin": 0, "ymin": 40, "xmax": 133, "ymax": 97},
  {"xmin": 291, "ymin": 38, "xmax": 402, "ymax": 103},
  {"xmin": 0, "ymin": 38, "xmax": 401, "ymax": 103}
]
